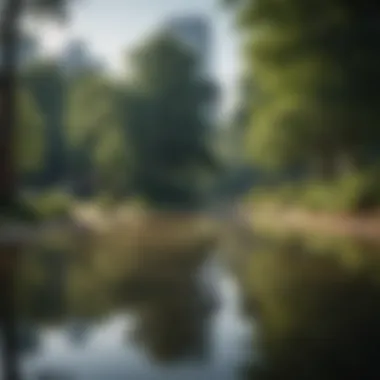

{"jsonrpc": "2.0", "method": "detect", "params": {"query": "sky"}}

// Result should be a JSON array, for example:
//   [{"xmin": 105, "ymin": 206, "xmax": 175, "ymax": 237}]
[{"xmin": 34, "ymin": 0, "xmax": 241, "ymax": 117}]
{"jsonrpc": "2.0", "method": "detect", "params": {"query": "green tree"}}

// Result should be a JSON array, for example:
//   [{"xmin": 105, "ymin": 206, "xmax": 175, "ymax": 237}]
[
  {"xmin": 125, "ymin": 32, "xmax": 219, "ymax": 208},
  {"xmin": 229, "ymin": 0, "xmax": 380, "ymax": 178},
  {"xmin": 0, "ymin": 0, "xmax": 71, "ymax": 207},
  {"xmin": 15, "ymin": 86, "xmax": 44, "ymax": 174},
  {"xmin": 22, "ymin": 60, "xmax": 68, "ymax": 185},
  {"xmin": 67, "ymin": 71, "xmax": 130, "ymax": 196}
]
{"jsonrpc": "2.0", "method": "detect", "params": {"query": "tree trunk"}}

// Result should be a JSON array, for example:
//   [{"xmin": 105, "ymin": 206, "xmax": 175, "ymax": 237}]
[
  {"xmin": 0, "ymin": 2, "xmax": 23, "ymax": 379},
  {"xmin": 0, "ymin": 0, "xmax": 23, "ymax": 209}
]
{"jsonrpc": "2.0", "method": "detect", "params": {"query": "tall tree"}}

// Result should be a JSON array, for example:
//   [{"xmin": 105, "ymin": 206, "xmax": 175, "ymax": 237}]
[
  {"xmin": 228, "ymin": 0, "xmax": 380, "ymax": 177},
  {"xmin": 125, "ymin": 32, "xmax": 219, "ymax": 208},
  {"xmin": 0, "ymin": 3, "xmax": 69, "ymax": 380},
  {"xmin": 15, "ymin": 86, "xmax": 44, "ymax": 174},
  {"xmin": 22, "ymin": 60, "xmax": 67, "ymax": 185},
  {"xmin": 67, "ymin": 71, "xmax": 129, "ymax": 196},
  {"xmin": 0, "ymin": 0, "xmax": 70, "ymax": 208}
]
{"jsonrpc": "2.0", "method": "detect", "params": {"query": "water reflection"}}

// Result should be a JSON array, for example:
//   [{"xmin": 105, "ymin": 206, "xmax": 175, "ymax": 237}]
[
  {"xmin": 129, "ymin": 271, "xmax": 213, "ymax": 362},
  {"xmin": 239, "ymin": 236, "xmax": 380, "ymax": 380},
  {"xmin": 4, "ymin": 221, "xmax": 380, "ymax": 380},
  {"xmin": 4, "ymin": 216, "xmax": 250, "ymax": 379}
]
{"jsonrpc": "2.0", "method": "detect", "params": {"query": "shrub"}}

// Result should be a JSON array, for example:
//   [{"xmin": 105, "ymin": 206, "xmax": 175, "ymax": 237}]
[
  {"xmin": 248, "ymin": 168, "xmax": 380, "ymax": 213},
  {"xmin": 24, "ymin": 190, "xmax": 73, "ymax": 220}
]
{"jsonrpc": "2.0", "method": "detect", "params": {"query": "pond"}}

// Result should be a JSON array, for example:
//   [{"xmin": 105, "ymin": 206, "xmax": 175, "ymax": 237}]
[{"xmin": 2, "ymin": 221, "xmax": 380, "ymax": 380}]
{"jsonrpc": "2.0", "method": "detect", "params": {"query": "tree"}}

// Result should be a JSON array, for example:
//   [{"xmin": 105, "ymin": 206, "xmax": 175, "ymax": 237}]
[
  {"xmin": 0, "ymin": 3, "xmax": 70, "ymax": 380},
  {"xmin": 124, "ymin": 32, "xmax": 219, "ymax": 208},
  {"xmin": 67, "ymin": 71, "xmax": 130, "ymax": 196},
  {"xmin": 15, "ymin": 86, "xmax": 44, "ymax": 174},
  {"xmin": 0, "ymin": 0, "xmax": 70, "ymax": 208},
  {"xmin": 22, "ymin": 60, "xmax": 68, "ymax": 185},
  {"xmin": 229, "ymin": 0, "xmax": 380, "ymax": 178}
]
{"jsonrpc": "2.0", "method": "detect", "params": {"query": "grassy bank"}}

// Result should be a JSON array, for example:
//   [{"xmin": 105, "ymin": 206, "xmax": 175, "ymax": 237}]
[
  {"xmin": 249, "ymin": 170, "xmax": 380, "ymax": 214},
  {"xmin": 244, "ymin": 170, "xmax": 380, "ymax": 241},
  {"xmin": 1, "ymin": 189, "xmax": 223, "ymax": 250},
  {"xmin": 1, "ymin": 191, "xmax": 144, "ymax": 224}
]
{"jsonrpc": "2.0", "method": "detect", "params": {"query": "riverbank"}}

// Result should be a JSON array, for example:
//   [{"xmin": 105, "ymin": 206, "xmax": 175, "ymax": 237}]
[
  {"xmin": 0, "ymin": 203, "xmax": 223, "ymax": 248},
  {"xmin": 249, "ymin": 202, "xmax": 380, "ymax": 242}
]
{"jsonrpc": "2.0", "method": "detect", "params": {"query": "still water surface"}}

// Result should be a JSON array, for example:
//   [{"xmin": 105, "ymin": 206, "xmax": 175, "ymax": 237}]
[
  {"xmin": 4, "ymin": 224, "xmax": 380, "ymax": 380},
  {"xmin": 14, "ymin": 241, "xmax": 254, "ymax": 380}
]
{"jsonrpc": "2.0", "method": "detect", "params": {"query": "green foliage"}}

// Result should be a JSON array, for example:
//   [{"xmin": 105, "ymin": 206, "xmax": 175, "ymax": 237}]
[
  {"xmin": 15, "ymin": 26, "xmax": 218, "ymax": 206},
  {"xmin": 66, "ymin": 71, "xmax": 132, "ymax": 195},
  {"xmin": 250, "ymin": 168, "xmax": 380, "ymax": 213},
  {"xmin": 23, "ymin": 190, "xmax": 73, "ymax": 219},
  {"xmin": 68, "ymin": 74, "xmax": 116, "ymax": 147},
  {"xmin": 63, "ymin": 32, "xmax": 219, "ymax": 203},
  {"xmin": 22, "ymin": 61, "xmax": 67, "ymax": 183},
  {"xmin": 231, "ymin": 0, "xmax": 380, "ymax": 181},
  {"xmin": 300, "ymin": 172, "xmax": 380, "ymax": 213},
  {"xmin": 125, "ymin": 32, "xmax": 219, "ymax": 206},
  {"xmin": 15, "ymin": 87, "xmax": 45, "ymax": 174}
]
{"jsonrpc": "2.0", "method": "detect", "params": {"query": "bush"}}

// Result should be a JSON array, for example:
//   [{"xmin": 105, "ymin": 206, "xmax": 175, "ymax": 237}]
[
  {"xmin": 300, "ymin": 172, "xmax": 380, "ymax": 213},
  {"xmin": 24, "ymin": 190, "xmax": 73, "ymax": 220},
  {"xmin": 249, "ymin": 169, "xmax": 380, "ymax": 213},
  {"xmin": 298, "ymin": 181, "xmax": 340, "ymax": 212}
]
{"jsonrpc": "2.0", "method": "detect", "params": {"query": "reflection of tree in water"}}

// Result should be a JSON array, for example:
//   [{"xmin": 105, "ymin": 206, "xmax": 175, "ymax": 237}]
[
  {"xmin": 16, "ymin": 247, "xmax": 69, "ymax": 324},
  {"xmin": 14, "ymin": 223, "xmax": 219, "ymax": 363},
  {"xmin": 239, "ymin": 238, "xmax": 380, "ymax": 380},
  {"xmin": 129, "ymin": 270, "xmax": 217, "ymax": 363}
]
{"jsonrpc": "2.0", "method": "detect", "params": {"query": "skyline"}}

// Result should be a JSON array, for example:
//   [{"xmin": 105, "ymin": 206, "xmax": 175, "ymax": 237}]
[{"xmin": 32, "ymin": 0, "xmax": 241, "ymax": 118}]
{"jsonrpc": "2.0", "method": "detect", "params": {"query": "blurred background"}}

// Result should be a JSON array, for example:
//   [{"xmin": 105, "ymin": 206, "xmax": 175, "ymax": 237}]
[
  {"xmin": 1, "ymin": 0, "xmax": 242, "ymax": 213},
  {"xmin": 2, "ymin": 0, "xmax": 380, "ymax": 379}
]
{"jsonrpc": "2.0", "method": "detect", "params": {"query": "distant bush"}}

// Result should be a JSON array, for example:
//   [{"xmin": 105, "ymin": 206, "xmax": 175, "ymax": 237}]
[
  {"xmin": 247, "ymin": 183, "xmax": 302, "ymax": 207},
  {"xmin": 23, "ymin": 190, "xmax": 73, "ymax": 220},
  {"xmin": 300, "ymin": 171, "xmax": 380, "ymax": 213},
  {"xmin": 249, "ymin": 168, "xmax": 380, "ymax": 213}
]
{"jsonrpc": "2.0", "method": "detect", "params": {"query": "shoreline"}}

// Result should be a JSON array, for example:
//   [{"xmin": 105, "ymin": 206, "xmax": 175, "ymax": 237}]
[
  {"xmin": 249, "ymin": 203, "xmax": 380, "ymax": 242},
  {"xmin": 4, "ymin": 201, "xmax": 380, "ymax": 245},
  {"xmin": 0, "ymin": 205, "xmax": 221, "ymax": 245}
]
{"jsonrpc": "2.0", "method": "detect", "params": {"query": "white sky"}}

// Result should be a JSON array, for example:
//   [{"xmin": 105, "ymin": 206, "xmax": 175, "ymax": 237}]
[{"xmin": 32, "ymin": 0, "xmax": 241, "ymax": 116}]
